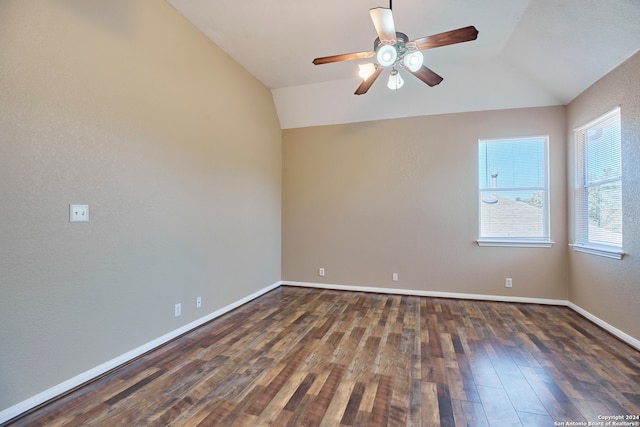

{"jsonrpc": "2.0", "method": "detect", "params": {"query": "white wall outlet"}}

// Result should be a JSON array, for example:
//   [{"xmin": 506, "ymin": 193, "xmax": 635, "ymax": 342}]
[
  {"xmin": 319, "ymin": 268, "xmax": 325, "ymax": 277},
  {"xmin": 196, "ymin": 296, "xmax": 202, "ymax": 308},
  {"xmin": 174, "ymin": 303, "xmax": 181, "ymax": 317},
  {"xmin": 392, "ymin": 273, "xmax": 398, "ymax": 282},
  {"xmin": 70, "ymin": 204, "xmax": 89, "ymax": 222},
  {"xmin": 506, "ymin": 278, "xmax": 513, "ymax": 288}
]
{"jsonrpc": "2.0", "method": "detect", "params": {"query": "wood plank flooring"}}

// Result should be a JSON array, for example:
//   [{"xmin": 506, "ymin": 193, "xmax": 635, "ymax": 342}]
[{"xmin": 6, "ymin": 286, "xmax": 640, "ymax": 426}]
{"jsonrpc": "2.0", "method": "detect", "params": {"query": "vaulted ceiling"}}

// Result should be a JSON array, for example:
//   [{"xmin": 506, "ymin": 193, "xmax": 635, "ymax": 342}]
[{"xmin": 167, "ymin": 0, "xmax": 640, "ymax": 129}]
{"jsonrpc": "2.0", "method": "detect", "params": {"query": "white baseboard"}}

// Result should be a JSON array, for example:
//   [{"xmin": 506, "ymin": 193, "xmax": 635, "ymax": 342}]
[
  {"xmin": 282, "ymin": 280, "xmax": 567, "ymax": 306},
  {"xmin": 567, "ymin": 301, "xmax": 640, "ymax": 351},
  {"xmin": 0, "ymin": 281, "xmax": 282, "ymax": 425}
]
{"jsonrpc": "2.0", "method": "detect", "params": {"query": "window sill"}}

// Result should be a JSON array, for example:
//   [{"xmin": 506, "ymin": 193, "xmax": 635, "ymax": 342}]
[
  {"xmin": 476, "ymin": 239, "xmax": 554, "ymax": 248},
  {"xmin": 570, "ymin": 244, "xmax": 625, "ymax": 260}
]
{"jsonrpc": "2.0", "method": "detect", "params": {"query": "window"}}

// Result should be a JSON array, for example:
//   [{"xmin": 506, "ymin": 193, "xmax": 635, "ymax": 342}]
[
  {"xmin": 477, "ymin": 136, "xmax": 551, "ymax": 247},
  {"xmin": 572, "ymin": 108, "xmax": 623, "ymax": 259}
]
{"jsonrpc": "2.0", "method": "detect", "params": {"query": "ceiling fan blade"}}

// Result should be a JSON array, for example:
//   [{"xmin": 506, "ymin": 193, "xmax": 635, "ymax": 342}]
[
  {"xmin": 409, "ymin": 65, "xmax": 444, "ymax": 87},
  {"xmin": 355, "ymin": 66, "xmax": 384, "ymax": 95},
  {"xmin": 312, "ymin": 51, "xmax": 375, "ymax": 65},
  {"xmin": 410, "ymin": 26, "xmax": 478, "ymax": 51},
  {"xmin": 370, "ymin": 7, "xmax": 396, "ymax": 43}
]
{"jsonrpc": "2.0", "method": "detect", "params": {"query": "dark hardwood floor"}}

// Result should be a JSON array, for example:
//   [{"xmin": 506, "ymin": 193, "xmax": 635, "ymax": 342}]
[{"xmin": 6, "ymin": 286, "xmax": 640, "ymax": 426}]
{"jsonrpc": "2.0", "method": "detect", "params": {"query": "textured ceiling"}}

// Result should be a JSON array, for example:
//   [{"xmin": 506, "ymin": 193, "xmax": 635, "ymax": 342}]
[{"xmin": 167, "ymin": 0, "xmax": 640, "ymax": 129}]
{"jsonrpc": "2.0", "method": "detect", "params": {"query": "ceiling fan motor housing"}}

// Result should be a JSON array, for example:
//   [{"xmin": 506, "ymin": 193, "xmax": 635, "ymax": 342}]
[{"xmin": 374, "ymin": 32, "xmax": 411, "ymax": 67}]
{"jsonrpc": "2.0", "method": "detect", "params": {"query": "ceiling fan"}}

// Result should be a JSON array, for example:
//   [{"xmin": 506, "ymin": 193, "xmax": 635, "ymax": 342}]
[{"xmin": 312, "ymin": 3, "xmax": 478, "ymax": 95}]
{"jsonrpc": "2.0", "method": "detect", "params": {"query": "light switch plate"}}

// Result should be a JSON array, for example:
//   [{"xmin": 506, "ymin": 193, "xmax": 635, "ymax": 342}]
[{"xmin": 70, "ymin": 205, "xmax": 89, "ymax": 222}]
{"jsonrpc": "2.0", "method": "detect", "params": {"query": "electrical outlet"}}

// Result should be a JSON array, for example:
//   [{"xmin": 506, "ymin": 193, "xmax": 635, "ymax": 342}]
[
  {"xmin": 505, "ymin": 278, "xmax": 513, "ymax": 288},
  {"xmin": 70, "ymin": 204, "xmax": 89, "ymax": 222},
  {"xmin": 319, "ymin": 268, "xmax": 325, "ymax": 277},
  {"xmin": 174, "ymin": 303, "xmax": 181, "ymax": 317},
  {"xmin": 392, "ymin": 272, "xmax": 398, "ymax": 282},
  {"xmin": 196, "ymin": 296, "xmax": 202, "ymax": 308}
]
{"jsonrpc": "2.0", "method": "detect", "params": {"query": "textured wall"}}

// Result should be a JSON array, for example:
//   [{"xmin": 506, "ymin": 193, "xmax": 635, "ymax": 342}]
[
  {"xmin": 566, "ymin": 51, "xmax": 640, "ymax": 341},
  {"xmin": 0, "ymin": 1, "xmax": 281, "ymax": 411},
  {"xmin": 282, "ymin": 106, "xmax": 568, "ymax": 300}
]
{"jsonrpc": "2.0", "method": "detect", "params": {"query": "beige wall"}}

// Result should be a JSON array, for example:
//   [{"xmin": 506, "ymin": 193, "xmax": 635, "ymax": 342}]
[
  {"xmin": 566, "ymin": 51, "xmax": 640, "ymax": 341},
  {"xmin": 0, "ymin": 0, "xmax": 281, "ymax": 411},
  {"xmin": 283, "ymin": 106, "xmax": 568, "ymax": 300}
]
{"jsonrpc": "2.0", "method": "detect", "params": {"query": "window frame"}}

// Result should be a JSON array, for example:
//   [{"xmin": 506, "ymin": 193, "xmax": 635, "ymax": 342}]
[
  {"xmin": 571, "ymin": 107, "xmax": 624, "ymax": 260},
  {"xmin": 476, "ymin": 135, "xmax": 553, "ymax": 248}
]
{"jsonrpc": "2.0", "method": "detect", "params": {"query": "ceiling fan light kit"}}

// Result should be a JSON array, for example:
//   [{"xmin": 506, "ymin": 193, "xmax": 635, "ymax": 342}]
[
  {"xmin": 358, "ymin": 63, "xmax": 377, "ymax": 81},
  {"xmin": 312, "ymin": 5, "xmax": 478, "ymax": 95},
  {"xmin": 376, "ymin": 44, "xmax": 397, "ymax": 67},
  {"xmin": 404, "ymin": 51, "xmax": 424, "ymax": 72},
  {"xmin": 387, "ymin": 68, "xmax": 404, "ymax": 90}
]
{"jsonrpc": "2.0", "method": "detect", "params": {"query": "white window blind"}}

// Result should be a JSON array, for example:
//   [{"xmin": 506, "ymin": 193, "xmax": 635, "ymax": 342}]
[
  {"xmin": 573, "ymin": 108, "xmax": 623, "ymax": 257},
  {"xmin": 478, "ymin": 136, "xmax": 550, "ymax": 247}
]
